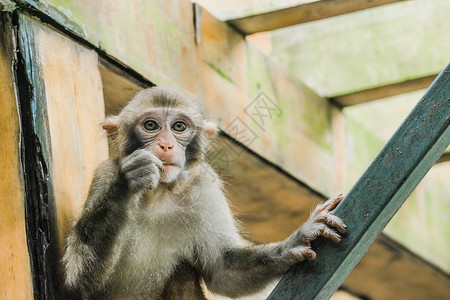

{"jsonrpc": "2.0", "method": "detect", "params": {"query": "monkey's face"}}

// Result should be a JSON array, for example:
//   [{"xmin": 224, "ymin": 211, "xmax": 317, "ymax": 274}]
[
  {"xmin": 103, "ymin": 87, "xmax": 217, "ymax": 183},
  {"xmin": 135, "ymin": 108, "xmax": 196, "ymax": 183}
]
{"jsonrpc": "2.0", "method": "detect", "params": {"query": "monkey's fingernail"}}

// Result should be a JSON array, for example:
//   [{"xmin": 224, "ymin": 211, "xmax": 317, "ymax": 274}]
[
  {"xmin": 290, "ymin": 250, "xmax": 303, "ymax": 261},
  {"xmin": 306, "ymin": 250, "xmax": 316, "ymax": 260}
]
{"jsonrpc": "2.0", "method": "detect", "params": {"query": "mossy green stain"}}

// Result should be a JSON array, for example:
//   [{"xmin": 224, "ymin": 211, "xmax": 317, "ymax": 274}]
[
  {"xmin": 207, "ymin": 62, "xmax": 234, "ymax": 84},
  {"xmin": 246, "ymin": 44, "xmax": 334, "ymax": 152}
]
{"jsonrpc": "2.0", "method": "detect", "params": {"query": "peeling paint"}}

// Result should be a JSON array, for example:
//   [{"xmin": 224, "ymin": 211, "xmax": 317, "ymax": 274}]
[{"xmin": 0, "ymin": 0, "xmax": 17, "ymax": 11}]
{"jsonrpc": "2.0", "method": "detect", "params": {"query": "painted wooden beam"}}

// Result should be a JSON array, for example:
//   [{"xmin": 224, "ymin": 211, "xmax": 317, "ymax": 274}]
[
  {"xmin": 228, "ymin": 0, "xmax": 402, "ymax": 35},
  {"xmin": 268, "ymin": 63, "xmax": 450, "ymax": 299},
  {"xmin": 16, "ymin": 13, "xmax": 110, "ymax": 297},
  {"xmin": 15, "ymin": 12, "xmax": 62, "ymax": 298},
  {"xmin": 0, "ymin": 12, "xmax": 34, "ymax": 299},
  {"xmin": 331, "ymin": 74, "xmax": 438, "ymax": 107}
]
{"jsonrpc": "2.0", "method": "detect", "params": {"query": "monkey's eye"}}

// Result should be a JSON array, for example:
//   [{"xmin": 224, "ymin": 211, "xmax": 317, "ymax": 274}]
[
  {"xmin": 143, "ymin": 120, "xmax": 160, "ymax": 131},
  {"xmin": 172, "ymin": 121, "xmax": 188, "ymax": 132}
]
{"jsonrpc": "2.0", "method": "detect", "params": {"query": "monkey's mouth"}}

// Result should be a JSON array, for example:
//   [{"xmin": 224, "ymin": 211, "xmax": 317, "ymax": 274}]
[
  {"xmin": 161, "ymin": 162, "xmax": 180, "ymax": 172},
  {"xmin": 160, "ymin": 163, "xmax": 181, "ymax": 183},
  {"xmin": 161, "ymin": 162, "xmax": 179, "ymax": 167}
]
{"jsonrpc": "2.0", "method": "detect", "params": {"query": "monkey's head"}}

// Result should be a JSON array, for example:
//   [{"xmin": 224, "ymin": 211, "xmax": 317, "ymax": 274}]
[{"xmin": 103, "ymin": 86, "xmax": 217, "ymax": 183}]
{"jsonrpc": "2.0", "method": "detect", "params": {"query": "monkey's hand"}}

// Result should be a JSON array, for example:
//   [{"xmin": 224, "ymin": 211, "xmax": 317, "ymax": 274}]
[
  {"xmin": 286, "ymin": 194, "xmax": 347, "ymax": 262},
  {"xmin": 120, "ymin": 149, "xmax": 163, "ymax": 192}
]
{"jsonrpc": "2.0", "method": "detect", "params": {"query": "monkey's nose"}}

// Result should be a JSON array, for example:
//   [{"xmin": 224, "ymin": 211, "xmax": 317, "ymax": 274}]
[{"xmin": 158, "ymin": 143, "xmax": 174, "ymax": 152}]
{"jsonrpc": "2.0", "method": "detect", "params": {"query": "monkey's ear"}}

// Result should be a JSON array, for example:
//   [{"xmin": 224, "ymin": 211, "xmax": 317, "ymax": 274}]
[
  {"xmin": 102, "ymin": 116, "xmax": 119, "ymax": 138},
  {"xmin": 203, "ymin": 120, "xmax": 217, "ymax": 138}
]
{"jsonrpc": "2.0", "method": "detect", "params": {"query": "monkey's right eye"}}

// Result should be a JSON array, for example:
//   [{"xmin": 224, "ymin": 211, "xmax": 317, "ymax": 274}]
[{"xmin": 143, "ymin": 120, "xmax": 160, "ymax": 131}]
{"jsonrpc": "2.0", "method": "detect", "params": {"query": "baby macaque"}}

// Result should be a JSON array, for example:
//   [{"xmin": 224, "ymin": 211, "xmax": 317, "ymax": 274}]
[{"xmin": 62, "ymin": 87, "xmax": 347, "ymax": 299}]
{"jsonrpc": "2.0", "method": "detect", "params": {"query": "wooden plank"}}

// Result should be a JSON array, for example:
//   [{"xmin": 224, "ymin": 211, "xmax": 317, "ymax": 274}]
[
  {"xmin": 0, "ymin": 13, "xmax": 34, "ymax": 300},
  {"xmin": 331, "ymin": 74, "xmax": 438, "ymax": 107},
  {"xmin": 228, "ymin": 0, "xmax": 402, "ymax": 35},
  {"xmin": 32, "ymin": 18, "xmax": 109, "ymax": 252},
  {"xmin": 268, "ymin": 63, "xmax": 450, "ymax": 299},
  {"xmin": 17, "ymin": 13, "xmax": 109, "ymax": 297}
]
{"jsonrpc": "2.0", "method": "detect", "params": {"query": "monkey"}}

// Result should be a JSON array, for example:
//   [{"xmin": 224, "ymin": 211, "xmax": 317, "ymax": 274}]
[{"xmin": 62, "ymin": 86, "xmax": 347, "ymax": 299}]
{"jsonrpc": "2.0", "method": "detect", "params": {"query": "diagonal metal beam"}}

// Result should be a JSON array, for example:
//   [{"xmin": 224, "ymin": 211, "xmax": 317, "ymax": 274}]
[
  {"xmin": 228, "ymin": 0, "xmax": 403, "ymax": 35},
  {"xmin": 268, "ymin": 62, "xmax": 450, "ymax": 299}
]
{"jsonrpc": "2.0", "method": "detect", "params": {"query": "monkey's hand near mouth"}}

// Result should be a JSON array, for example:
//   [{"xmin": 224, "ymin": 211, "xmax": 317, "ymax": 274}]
[{"xmin": 120, "ymin": 148, "xmax": 163, "ymax": 193}]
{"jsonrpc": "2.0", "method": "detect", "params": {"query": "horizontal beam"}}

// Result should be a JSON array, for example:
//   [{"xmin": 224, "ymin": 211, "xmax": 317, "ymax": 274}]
[
  {"xmin": 228, "ymin": 0, "xmax": 403, "ymax": 35},
  {"xmin": 268, "ymin": 63, "xmax": 450, "ymax": 299},
  {"xmin": 330, "ymin": 74, "xmax": 438, "ymax": 107}
]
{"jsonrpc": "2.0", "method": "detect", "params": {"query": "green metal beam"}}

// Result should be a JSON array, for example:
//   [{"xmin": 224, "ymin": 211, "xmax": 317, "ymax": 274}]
[{"xmin": 268, "ymin": 63, "xmax": 450, "ymax": 299}]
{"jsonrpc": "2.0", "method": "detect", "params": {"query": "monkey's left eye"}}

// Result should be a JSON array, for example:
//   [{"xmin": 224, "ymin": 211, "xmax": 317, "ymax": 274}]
[
  {"xmin": 143, "ymin": 120, "xmax": 160, "ymax": 131},
  {"xmin": 172, "ymin": 121, "xmax": 188, "ymax": 132}
]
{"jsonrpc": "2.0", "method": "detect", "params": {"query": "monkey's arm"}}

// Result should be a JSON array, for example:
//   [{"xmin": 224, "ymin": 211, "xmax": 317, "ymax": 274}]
[
  {"xmin": 63, "ymin": 150, "xmax": 162, "ymax": 296},
  {"xmin": 202, "ymin": 196, "xmax": 347, "ymax": 298},
  {"xmin": 62, "ymin": 158, "xmax": 130, "ymax": 296}
]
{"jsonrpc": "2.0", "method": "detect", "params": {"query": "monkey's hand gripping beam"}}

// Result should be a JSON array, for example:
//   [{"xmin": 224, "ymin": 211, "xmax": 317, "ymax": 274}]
[{"xmin": 268, "ymin": 62, "xmax": 450, "ymax": 300}]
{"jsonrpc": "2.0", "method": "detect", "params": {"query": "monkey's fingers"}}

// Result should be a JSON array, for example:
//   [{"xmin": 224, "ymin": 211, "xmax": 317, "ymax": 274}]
[
  {"xmin": 121, "ymin": 149, "xmax": 163, "ymax": 174},
  {"xmin": 317, "ymin": 194, "xmax": 344, "ymax": 213},
  {"xmin": 324, "ymin": 214, "xmax": 348, "ymax": 234},
  {"xmin": 320, "ymin": 225, "xmax": 341, "ymax": 243},
  {"xmin": 290, "ymin": 247, "xmax": 316, "ymax": 262}
]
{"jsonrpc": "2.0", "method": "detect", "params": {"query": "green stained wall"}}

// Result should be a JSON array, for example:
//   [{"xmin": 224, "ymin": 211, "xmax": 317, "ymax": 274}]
[
  {"xmin": 26, "ymin": 0, "xmax": 202, "ymax": 93},
  {"xmin": 269, "ymin": 0, "xmax": 450, "ymax": 97},
  {"xmin": 246, "ymin": 43, "xmax": 342, "ymax": 194}
]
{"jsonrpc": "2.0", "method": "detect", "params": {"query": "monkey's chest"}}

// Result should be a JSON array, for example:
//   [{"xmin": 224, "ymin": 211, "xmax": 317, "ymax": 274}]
[
  {"xmin": 128, "ymin": 213, "xmax": 197, "ymax": 263},
  {"xmin": 110, "ymin": 200, "xmax": 200, "ymax": 295}
]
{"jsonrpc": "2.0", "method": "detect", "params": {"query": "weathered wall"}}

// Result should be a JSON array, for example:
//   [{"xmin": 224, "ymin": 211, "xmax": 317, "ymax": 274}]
[
  {"xmin": 197, "ymin": 7, "xmax": 345, "ymax": 195},
  {"xmin": 21, "ymin": 0, "xmax": 202, "ymax": 93},
  {"xmin": 266, "ymin": 0, "xmax": 450, "ymax": 97},
  {"xmin": 15, "ymin": 0, "xmax": 345, "ymax": 197}
]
